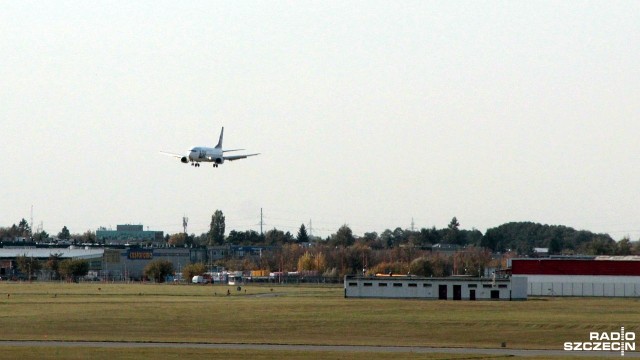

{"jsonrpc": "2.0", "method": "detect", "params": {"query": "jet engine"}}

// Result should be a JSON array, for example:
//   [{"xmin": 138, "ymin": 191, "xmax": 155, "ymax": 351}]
[
  {"xmin": 215, "ymin": 158, "xmax": 224, "ymax": 164},
  {"xmin": 181, "ymin": 156, "xmax": 188, "ymax": 163}
]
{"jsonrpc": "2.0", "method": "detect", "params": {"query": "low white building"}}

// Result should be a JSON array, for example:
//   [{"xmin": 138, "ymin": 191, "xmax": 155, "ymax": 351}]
[{"xmin": 344, "ymin": 275, "xmax": 527, "ymax": 301}]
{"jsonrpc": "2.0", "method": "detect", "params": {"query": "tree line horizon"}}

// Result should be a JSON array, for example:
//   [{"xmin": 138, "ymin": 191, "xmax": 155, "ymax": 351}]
[
  {"xmin": 2, "ymin": 211, "xmax": 637, "ymax": 256},
  {"xmin": 3, "ymin": 211, "xmax": 639, "ymax": 279}
]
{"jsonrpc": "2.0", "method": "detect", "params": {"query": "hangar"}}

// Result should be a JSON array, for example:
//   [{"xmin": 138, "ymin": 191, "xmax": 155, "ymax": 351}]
[
  {"xmin": 344, "ymin": 275, "xmax": 527, "ymax": 301},
  {"xmin": 0, "ymin": 247, "xmax": 208, "ymax": 281},
  {"xmin": 510, "ymin": 257, "xmax": 640, "ymax": 297},
  {"xmin": 0, "ymin": 247, "xmax": 104, "ymax": 279}
]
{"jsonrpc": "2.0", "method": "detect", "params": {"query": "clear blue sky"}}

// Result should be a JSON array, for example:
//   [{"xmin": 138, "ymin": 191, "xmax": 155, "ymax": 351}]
[{"xmin": 1, "ymin": 1, "xmax": 639, "ymax": 239}]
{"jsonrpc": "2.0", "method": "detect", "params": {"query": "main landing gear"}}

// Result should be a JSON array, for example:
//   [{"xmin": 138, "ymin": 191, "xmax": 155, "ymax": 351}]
[
  {"xmin": 213, "ymin": 164, "xmax": 219, "ymax": 168},
  {"xmin": 191, "ymin": 163, "xmax": 201, "ymax": 167}
]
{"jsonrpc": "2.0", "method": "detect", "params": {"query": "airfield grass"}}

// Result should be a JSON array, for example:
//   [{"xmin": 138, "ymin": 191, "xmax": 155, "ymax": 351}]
[{"xmin": 0, "ymin": 282, "xmax": 638, "ymax": 358}]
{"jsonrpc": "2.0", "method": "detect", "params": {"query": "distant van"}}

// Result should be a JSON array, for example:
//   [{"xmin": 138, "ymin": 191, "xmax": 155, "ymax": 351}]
[{"xmin": 192, "ymin": 275, "xmax": 205, "ymax": 284}]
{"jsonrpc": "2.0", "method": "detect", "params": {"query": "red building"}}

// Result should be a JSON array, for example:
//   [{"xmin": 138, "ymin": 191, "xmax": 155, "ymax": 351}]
[{"xmin": 510, "ymin": 257, "xmax": 640, "ymax": 297}]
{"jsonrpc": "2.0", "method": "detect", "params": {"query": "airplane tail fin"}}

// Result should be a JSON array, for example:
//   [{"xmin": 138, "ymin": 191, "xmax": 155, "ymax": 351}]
[{"xmin": 215, "ymin": 127, "xmax": 224, "ymax": 149}]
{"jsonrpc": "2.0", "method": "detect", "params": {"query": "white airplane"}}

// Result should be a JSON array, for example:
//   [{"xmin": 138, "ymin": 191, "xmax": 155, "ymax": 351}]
[{"xmin": 161, "ymin": 127, "xmax": 259, "ymax": 168}]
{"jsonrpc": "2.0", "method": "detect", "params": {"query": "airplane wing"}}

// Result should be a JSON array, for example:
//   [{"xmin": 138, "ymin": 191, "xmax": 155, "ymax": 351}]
[
  {"xmin": 159, "ymin": 151, "xmax": 184, "ymax": 158},
  {"xmin": 224, "ymin": 153, "xmax": 260, "ymax": 161},
  {"xmin": 223, "ymin": 149, "xmax": 245, "ymax": 153}
]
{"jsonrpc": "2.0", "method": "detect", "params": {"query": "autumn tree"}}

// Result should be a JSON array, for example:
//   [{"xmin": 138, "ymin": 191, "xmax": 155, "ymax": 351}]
[
  {"xmin": 208, "ymin": 210, "xmax": 226, "ymax": 245},
  {"xmin": 617, "ymin": 237, "xmax": 632, "ymax": 255},
  {"xmin": 429, "ymin": 254, "xmax": 452, "ymax": 277},
  {"xmin": 314, "ymin": 252, "xmax": 327, "ymax": 273},
  {"xmin": 297, "ymin": 252, "xmax": 314, "ymax": 271},
  {"xmin": 182, "ymin": 262, "xmax": 207, "ymax": 280},
  {"xmin": 143, "ymin": 260, "xmax": 174, "ymax": 283},
  {"xmin": 168, "ymin": 233, "xmax": 186, "ymax": 247},
  {"xmin": 16, "ymin": 255, "xmax": 41, "ymax": 280},
  {"xmin": 368, "ymin": 261, "xmax": 409, "ymax": 275},
  {"xmin": 409, "ymin": 256, "xmax": 433, "ymax": 276},
  {"xmin": 453, "ymin": 246, "xmax": 492, "ymax": 276},
  {"xmin": 58, "ymin": 259, "xmax": 89, "ymax": 282},
  {"xmin": 45, "ymin": 253, "xmax": 63, "ymax": 280},
  {"xmin": 330, "ymin": 224, "xmax": 355, "ymax": 247},
  {"xmin": 267, "ymin": 243, "xmax": 303, "ymax": 271}
]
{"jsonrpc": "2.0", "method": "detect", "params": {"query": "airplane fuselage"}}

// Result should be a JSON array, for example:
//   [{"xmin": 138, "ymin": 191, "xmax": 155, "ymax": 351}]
[{"xmin": 188, "ymin": 147, "xmax": 224, "ymax": 164}]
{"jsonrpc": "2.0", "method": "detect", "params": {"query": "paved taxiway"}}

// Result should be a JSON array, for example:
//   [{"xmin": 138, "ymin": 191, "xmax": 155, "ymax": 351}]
[{"xmin": 0, "ymin": 341, "xmax": 638, "ymax": 357}]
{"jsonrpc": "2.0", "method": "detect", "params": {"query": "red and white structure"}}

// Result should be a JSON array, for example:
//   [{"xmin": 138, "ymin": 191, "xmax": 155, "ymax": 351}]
[{"xmin": 510, "ymin": 257, "xmax": 640, "ymax": 297}]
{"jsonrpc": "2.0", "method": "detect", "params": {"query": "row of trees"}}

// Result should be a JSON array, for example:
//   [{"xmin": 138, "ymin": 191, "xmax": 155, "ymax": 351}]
[
  {"xmin": 14, "ymin": 254, "xmax": 89, "ymax": 281},
  {"xmin": 185, "ymin": 212, "xmax": 639, "ymax": 257},
  {"xmin": 206, "ymin": 242, "xmax": 500, "ymax": 279},
  {"xmin": 480, "ymin": 222, "xmax": 634, "ymax": 255},
  {"xmin": 0, "ymin": 221, "xmax": 94, "ymax": 243},
  {"xmin": 141, "ymin": 242, "xmax": 499, "ymax": 281},
  {"xmin": 4, "ymin": 214, "xmax": 640, "ymax": 258},
  {"xmin": 119, "ymin": 242, "xmax": 498, "ymax": 283},
  {"xmin": 14, "ymin": 255, "xmax": 177, "ymax": 283}
]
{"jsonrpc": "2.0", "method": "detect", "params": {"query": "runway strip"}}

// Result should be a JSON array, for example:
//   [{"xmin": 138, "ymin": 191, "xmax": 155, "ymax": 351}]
[{"xmin": 0, "ymin": 340, "xmax": 638, "ymax": 357}]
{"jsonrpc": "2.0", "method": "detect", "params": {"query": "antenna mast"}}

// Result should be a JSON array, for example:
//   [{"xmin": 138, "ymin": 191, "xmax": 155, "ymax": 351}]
[
  {"xmin": 183, "ymin": 215, "xmax": 189, "ymax": 235},
  {"xmin": 260, "ymin": 208, "xmax": 263, "ymax": 235}
]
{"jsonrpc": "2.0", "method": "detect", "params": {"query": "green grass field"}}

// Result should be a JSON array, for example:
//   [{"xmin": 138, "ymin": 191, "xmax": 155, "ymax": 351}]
[{"xmin": 0, "ymin": 282, "xmax": 637, "ymax": 359}]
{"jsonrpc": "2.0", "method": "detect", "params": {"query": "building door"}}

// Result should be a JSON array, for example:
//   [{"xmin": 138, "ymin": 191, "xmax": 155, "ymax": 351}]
[
  {"xmin": 438, "ymin": 285, "xmax": 447, "ymax": 300},
  {"xmin": 491, "ymin": 290, "xmax": 500, "ymax": 299},
  {"xmin": 453, "ymin": 285, "xmax": 462, "ymax": 300},
  {"xmin": 469, "ymin": 289, "xmax": 476, "ymax": 301}
]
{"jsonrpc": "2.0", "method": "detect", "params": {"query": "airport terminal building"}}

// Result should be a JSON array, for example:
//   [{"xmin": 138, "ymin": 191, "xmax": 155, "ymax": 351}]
[{"xmin": 102, "ymin": 247, "xmax": 207, "ymax": 281}]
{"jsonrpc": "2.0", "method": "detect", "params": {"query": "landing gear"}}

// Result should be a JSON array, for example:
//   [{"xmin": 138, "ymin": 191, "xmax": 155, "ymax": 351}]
[
  {"xmin": 191, "ymin": 163, "xmax": 200, "ymax": 167},
  {"xmin": 213, "ymin": 164, "xmax": 219, "ymax": 168}
]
